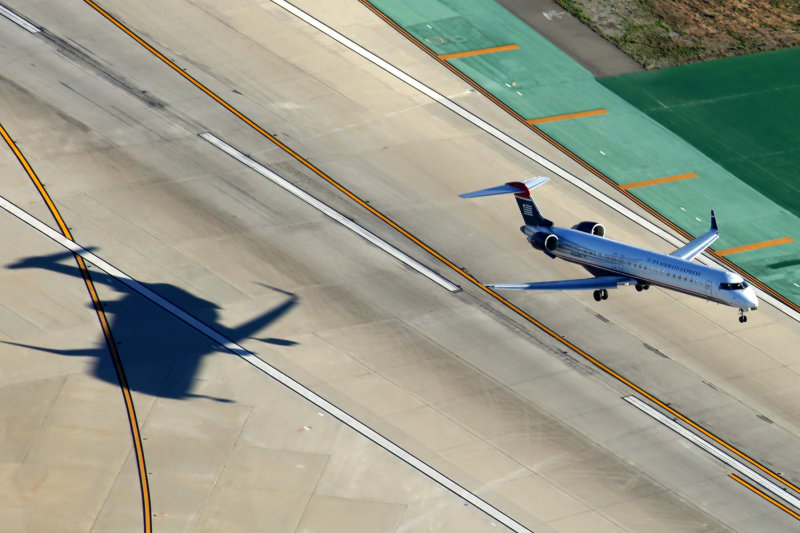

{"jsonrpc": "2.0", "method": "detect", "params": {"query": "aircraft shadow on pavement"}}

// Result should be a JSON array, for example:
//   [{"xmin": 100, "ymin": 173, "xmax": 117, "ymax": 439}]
[{"xmin": 5, "ymin": 250, "xmax": 299, "ymax": 401}]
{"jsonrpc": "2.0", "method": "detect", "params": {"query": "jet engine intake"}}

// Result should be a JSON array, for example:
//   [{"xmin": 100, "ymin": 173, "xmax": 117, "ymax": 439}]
[
  {"xmin": 573, "ymin": 221, "xmax": 605, "ymax": 237},
  {"xmin": 529, "ymin": 231, "xmax": 558, "ymax": 252}
]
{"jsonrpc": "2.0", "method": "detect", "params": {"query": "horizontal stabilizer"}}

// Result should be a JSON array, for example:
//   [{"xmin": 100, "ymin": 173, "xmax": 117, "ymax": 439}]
[
  {"xmin": 487, "ymin": 275, "xmax": 636, "ymax": 291},
  {"xmin": 459, "ymin": 176, "xmax": 549, "ymax": 198},
  {"xmin": 459, "ymin": 183, "xmax": 525, "ymax": 198}
]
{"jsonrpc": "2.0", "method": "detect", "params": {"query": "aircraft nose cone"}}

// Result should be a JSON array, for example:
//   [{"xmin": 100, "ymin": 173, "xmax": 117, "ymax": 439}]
[{"xmin": 743, "ymin": 288, "xmax": 758, "ymax": 309}]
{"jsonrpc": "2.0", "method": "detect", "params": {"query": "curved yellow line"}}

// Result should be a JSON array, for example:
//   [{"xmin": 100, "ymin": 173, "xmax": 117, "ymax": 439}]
[
  {"xmin": 83, "ymin": 0, "xmax": 800, "ymax": 504},
  {"xmin": 0, "ymin": 123, "xmax": 152, "ymax": 533}
]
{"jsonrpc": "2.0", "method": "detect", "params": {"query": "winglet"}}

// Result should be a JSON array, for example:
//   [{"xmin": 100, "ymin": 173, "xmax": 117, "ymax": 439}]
[{"xmin": 669, "ymin": 209, "xmax": 720, "ymax": 260}]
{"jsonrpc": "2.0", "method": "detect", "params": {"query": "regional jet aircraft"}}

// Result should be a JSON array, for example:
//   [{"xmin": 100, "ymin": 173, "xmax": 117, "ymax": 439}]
[{"xmin": 461, "ymin": 177, "xmax": 758, "ymax": 322}]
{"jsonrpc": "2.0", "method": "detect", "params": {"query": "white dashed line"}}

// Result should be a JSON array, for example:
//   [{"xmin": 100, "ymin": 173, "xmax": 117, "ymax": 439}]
[
  {"xmin": 625, "ymin": 395, "xmax": 800, "ymax": 511},
  {"xmin": 200, "ymin": 132, "xmax": 460, "ymax": 293},
  {"xmin": 0, "ymin": 192, "xmax": 528, "ymax": 533},
  {"xmin": 270, "ymin": 0, "xmax": 800, "ymax": 324},
  {"xmin": 0, "ymin": 4, "xmax": 40, "ymax": 33}
]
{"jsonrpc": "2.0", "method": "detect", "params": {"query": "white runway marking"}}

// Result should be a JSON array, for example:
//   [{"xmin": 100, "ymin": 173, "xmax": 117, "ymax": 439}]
[
  {"xmin": 0, "ymin": 194, "xmax": 530, "ymax": 533},
  {"xmin": 625, "ymin": 395, "xmax": 800, "ymax": 511},
  {"xmin": 200, "ymin": 132, "xmax": 461, "ymax": 293},
  {"xmin": 0, "ymin": 4, "xmax": 40, "ymax": 33},
  {"xmin": 270, "ymin": 0, "xmax": 800, "ymax": 323}
]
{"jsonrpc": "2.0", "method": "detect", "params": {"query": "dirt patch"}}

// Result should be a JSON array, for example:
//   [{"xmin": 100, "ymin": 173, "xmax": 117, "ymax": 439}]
[{"xmin": 554, "ymin": 0, "xmax": 800, "ymax": 68}]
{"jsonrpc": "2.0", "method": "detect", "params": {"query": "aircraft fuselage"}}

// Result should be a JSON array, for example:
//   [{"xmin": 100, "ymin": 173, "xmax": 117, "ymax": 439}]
[{"xmin": 523, "ymin": 225, "xmax": 758, "ymax": 311}]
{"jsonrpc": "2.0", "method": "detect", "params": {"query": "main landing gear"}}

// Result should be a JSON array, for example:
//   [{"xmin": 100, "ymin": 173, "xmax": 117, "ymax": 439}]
[
  {"xmin": 738, "ymin": 309, "xmax": 748, "ymax": 323},
  {"xmin": 593, "ymin": 289, "xmax": 609, "ymax": 301},
  {"xmin": 635, "ymin": 282, "xmax": 650, "ymax": 292}
]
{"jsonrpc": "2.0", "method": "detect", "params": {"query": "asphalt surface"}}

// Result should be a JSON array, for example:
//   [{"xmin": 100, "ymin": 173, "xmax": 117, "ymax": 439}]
[
  {"xmin": 494, "ymin": 0, "xmax": 642, "ymax": 77},
  {"xmin": 0, "ymin": 1, "xmax": 799, "ymax": 532}
]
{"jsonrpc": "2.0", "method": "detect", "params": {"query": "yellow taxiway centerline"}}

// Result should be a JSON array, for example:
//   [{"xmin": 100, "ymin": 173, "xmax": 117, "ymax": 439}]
[
  {"xmin": 0, "ymin": 123, "xmax": 152, "ymax": 533},
  {"xmin": 84, "ymin": 0, "xmax": 800, "ymax": 506},
  {"xmin": 730, "ymin": 473, "xmax": 800, "ymax": 521},
  {"xmin": 355, "ymin": 0, "xmax": 800, "ymax": 314}
]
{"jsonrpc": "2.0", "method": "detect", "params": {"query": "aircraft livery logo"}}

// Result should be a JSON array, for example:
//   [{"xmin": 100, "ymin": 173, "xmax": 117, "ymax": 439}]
[{"xmin": 522, "ymin": 202, "xmax": 533, "ymax": 217}]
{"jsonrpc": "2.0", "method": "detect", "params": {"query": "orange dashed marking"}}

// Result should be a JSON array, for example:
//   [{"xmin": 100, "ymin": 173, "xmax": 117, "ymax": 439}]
[
  {"xmin": 527, "ymin": 108, "xmax": 607, "ymax": 124},
  {"xmin": 620, "ymin": 172, "xmax": 699, "ymax": 190},
  {"xmin": 439, "ymin": 44, "xmax": 519, "ymax": 60},
  {"xmin": 717, "ymin": 237, "xmax": 794, "ymax": 256}
]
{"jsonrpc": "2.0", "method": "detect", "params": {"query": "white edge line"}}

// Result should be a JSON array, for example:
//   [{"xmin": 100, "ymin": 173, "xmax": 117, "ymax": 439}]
[
  {"xmin": 269, "ymin": 0, "xmax": 800, "ymax": 324},
  {"xmin": 0, "ymin": 4, "xmax": 41, "ymax": 33},
  {"xmin": 0, "ymin": 194, "xmax": 530, "ymax": 533},
  {"xmin": 199, "ymin": 132, "xmax": 461, "ymax": 293},
  {"xmin": 624, "ymin": 395, "xmax": 800, "ymax": 511}
]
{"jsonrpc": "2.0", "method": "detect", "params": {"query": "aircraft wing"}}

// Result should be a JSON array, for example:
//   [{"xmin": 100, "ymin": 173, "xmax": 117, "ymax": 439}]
[
  {"xmin": 487, "ymin": 276, "xmax": 636, "ymax": 291},
  {"xmin": 669, "ymin": 210, "xmax": 719, "ymax": 261}
]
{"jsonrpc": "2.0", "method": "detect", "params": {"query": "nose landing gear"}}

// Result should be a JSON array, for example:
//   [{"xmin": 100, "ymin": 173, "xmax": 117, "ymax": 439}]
[
  {"xmin": 593, "ymin": 289, "xmax": 609, "ymax": 301},
  {"xmin": 738, "ymin": 308, "xmax": 748, "ymax": 323}
]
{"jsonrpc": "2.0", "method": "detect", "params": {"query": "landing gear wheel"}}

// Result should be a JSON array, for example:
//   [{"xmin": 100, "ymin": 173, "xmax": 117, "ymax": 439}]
[
  {"xmin": 635, "ymin": 283, "xmax": 643, "ymax": 292},
  {"xmin": 593, "ymin": 290, "xmax": 602, "ymax": 302},
  {"xmin": 600, "ymin": 289, "xmax": 609, "ymax": 300},
  {"xmin": 739, "ymin": 315, "xmax": 747, "ymax": 323},
  {"xmin": 643, "ymin": 283, "xmax": 650, "ymax": 290}
]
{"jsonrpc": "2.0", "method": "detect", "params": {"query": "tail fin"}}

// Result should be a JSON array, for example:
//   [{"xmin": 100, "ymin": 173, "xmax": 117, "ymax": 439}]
[{"xmin": 460, "ymin": 176, "xmax": 552, "ymax": 227}]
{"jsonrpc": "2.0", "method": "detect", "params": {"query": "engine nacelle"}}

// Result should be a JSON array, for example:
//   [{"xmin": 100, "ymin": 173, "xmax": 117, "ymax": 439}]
[
  {"xmin": 572, "ymin": 221, "xmax": 605, "ymax": 237},
  {"xmin": 529, "ymin": 231, "xmax": 558, "ymax": 252}
]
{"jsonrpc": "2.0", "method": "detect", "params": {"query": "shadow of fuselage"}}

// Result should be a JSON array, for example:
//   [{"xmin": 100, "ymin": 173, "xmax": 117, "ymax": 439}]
[{"xmin": 6, "ymin": 251, "xmax": 298, "ymax": 400}]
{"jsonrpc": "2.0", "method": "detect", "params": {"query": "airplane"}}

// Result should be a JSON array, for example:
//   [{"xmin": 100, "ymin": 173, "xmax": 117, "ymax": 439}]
[{"xmin": 461, "ymin": 176, "xmax": 758, "ymax": 323}]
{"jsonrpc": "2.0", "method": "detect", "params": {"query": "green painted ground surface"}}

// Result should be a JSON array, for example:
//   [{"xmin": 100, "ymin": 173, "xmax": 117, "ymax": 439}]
[
  {"xmin": 599, "ymin": 48, "xmax": 800, "ymax": 217},
  {"xmin": 366, "ymin": 0, "xmax": 800, "ymax": 306}
]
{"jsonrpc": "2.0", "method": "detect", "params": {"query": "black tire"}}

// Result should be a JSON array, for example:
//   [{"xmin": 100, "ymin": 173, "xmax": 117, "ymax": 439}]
[
  {"xmin": 593, "ymin": 290, "xmax": 602, "ymax": 302},
  {"xmin": 601, "ymin": 289, "xmax": 609, "ymax": 300}
]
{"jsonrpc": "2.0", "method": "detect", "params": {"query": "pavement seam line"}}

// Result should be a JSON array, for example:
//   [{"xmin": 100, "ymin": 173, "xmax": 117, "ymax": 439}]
[
  {"xmin": 263, "ymin": 0, "xmax": 800, "ymax": 498},
  {"xmin": 271, "ymin": 0, "xmax": 799, "ymax": 325},
  {"xmin": 200, "ymin": 132, "xmax": 460, "ymax": 293},
  {"xmin": 0, "ymin": 123, "xmax": 152, "ymax": 533},
  {"xmin": 0, "ymin": 191, "xmax": 535, "ymax": 533},
  {"xmin": 80, "ymin": 0, "xmax": 800, "ymax": 503},
  {"xmin": 729, "ymin": 473, "xmax": 800, "ymax": 521},
  {"xmin": 625, "ymin": 395, "xmax": 800, "ymax": 514},
  {"xmin": 355, "ymin": 0, "xmax": 800, "ymax": 315}
]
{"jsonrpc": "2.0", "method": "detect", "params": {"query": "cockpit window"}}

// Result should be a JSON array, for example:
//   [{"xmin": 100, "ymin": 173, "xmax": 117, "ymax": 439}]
[{"xmin": 720, "ymin": 282, "xmax": 746, "ymax": 290}]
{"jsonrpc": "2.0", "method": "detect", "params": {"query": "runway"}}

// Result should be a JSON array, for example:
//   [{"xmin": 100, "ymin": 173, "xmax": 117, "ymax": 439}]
[{"xmin": 1, "ymin": 1, "xmax": 800, "ymax": 532}]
